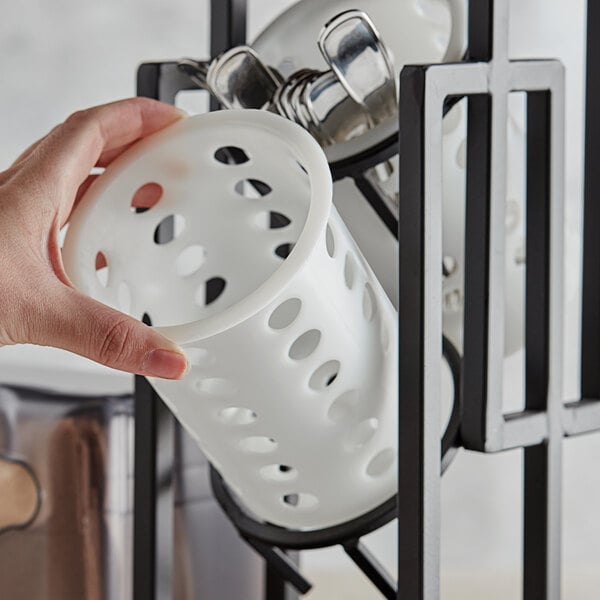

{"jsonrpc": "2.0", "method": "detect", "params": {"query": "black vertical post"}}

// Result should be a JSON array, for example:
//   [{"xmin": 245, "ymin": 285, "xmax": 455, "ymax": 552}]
[
  {"xmin": 209, "ymin": 0, "xmax": 247, "ymax": 111},
  {"xmin": 134, "ymin": 382, "xmax": 176, "ymax": 600},
  {"xmin": 134, "ymin": 68, "xmax": 177, "ymax": 600},
  {"xmin": 461, "ymin": 0, "xmax": 494, "ymax": 453},
  {"xmin": 133, "ymin": 65, "xmax": 161, "ymax": 600},
  {"xmin": 137, "ymin": 63, "xmax": 161, "ymax": 101},
  {"xmin": 461, "ymin": 93, "xmax": 493, "ymax": 450},
  {"xmin": 467, "ymin": 0, "xmax": 494, "ymax": 61},
  {"xmin": 581, "ymin": 0, "xmax": 600, "ymax": 401},
  {"xmin": 397, "ymin": 64, "xmax": 427, "ymax": 600},
  {"xmin": 265, "ymin": 566, "xmax": 287, "ymax": 600},
  {"xmin": 133, "ymin": 375, "xmax": 158, "ymax": 600},
  {"xmin": 523, "ymin": 91, "xmax": 552, "ymax": 600}
]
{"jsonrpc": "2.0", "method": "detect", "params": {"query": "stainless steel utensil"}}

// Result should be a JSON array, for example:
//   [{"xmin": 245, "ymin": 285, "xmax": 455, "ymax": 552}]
[
  {"xmin": 178, "ymin": 10, "xmax": 398, "ymax": 151},
  {"xmin": 178, "ymin": 58, "xmax": 210, "ymax": 90},
  {"xmin": 318, "ymin": 9, "xmax": 397, "ymax": 126},
  {"xmin": 206, "ymin": 46, "xmax": 282, "ymax": 109}
]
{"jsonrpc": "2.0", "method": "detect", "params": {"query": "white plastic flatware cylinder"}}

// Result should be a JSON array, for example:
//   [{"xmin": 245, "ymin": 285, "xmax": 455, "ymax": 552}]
[{"xmin": 63, "ymin": 109, "xmax": 398, "ymax": 530}]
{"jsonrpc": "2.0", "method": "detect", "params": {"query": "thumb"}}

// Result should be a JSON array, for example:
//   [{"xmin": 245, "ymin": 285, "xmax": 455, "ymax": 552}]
[{"xmin": 33, "ymin": 284, "xmax": 188, "ymax": 379}]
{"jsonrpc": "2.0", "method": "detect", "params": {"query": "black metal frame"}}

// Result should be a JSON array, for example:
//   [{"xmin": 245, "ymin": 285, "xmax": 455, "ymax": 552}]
[
  {"xmin": 133, "ymin": 316, "xmax": 176, "ymax": 598},
  {"xmin": 131, "ymin": 0, "xmax": 599, "ymax": 599},
  {"xmin": 398, "ymin": 0, "xmax": 600, "ymax": 598},
  {"xmin": 569, "ymin": 0, "xmax": 600, "ymax": 433}
]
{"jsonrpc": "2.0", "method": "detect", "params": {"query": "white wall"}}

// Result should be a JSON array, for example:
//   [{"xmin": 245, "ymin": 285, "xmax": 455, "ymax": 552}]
[{"xmin": 1, "ymin": 1, "xmax": 597, "ymax": 598}]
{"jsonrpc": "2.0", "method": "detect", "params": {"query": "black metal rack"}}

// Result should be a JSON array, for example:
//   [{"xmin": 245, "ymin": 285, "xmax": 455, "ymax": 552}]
[
  {"xmin": 132, "ymin": 1, "xmax": 600, "ymax": 598},
  {"xmin": 398, "ymin": 1, "xmax": 600, "ymax": 598}
]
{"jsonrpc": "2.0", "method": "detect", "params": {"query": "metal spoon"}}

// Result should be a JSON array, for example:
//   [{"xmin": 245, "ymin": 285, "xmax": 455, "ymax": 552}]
[
  {"xmin": 318, "ymin": 9, "xmax": 397, "ymax": 126},
  {"xmin": 206, "ymin": 46, "xmax": 282, "ymax": 109}
]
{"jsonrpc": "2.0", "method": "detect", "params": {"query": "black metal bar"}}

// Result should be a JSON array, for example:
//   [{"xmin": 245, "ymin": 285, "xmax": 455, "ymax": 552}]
[
  {"xmin": 132, "ymin": 375, "xmax": 156, "ymax": 600},
  {"xmin": 581, "ymin": 0, "xmax": 600, "ymax": 401},
  {"xmin": 460, "ymin": 93, "xmax": 492, "ymax": 451},
  {"xmin": 522, "ymin": 443, "xmax": 548, "ymax": 599},
  {"xmin": 467, "ymin": 0, "xmax": 494, "ymax": 62},
  {"xmin": 343, "ymin": 540, "xmax": 397, "ymax": 600},
  {"xmin": 138, "ymin": 62, "xmax": 199, "ymax": 106},
  {"xmin": 459, "ymin": 0, "xmax": 495, "ymax": 455},
  {"xmin": 524, "ymin": 92, "xmax": 551, "ymax": 415},
  {"xmin": 460, "ymin": 92, "xmax": 492, "ymax": 442},
  {"xmin": 133, "ymin": 68, "xmax": 162, "ymax": 600},
  {"xmin": 264, "ymin": 552, "xmax": 303, "ymax": 600},
  {"xmin": 209, "ymin": 0, "xmax": 247, "ymax": 111},
  {"xmin": 244, "ymin": 538, "xmax": 311, "ymax": 596},
  {"xmin": 134, "ymin": 64, "xmax": 179, "ymax": 600},
  {"xmin": 210, "ymin": 0, "xmax": 246, "ymax": 53},
  {"xmin": 137, "ymin": 63, "xmax": 162, "ymax": 101},
  {"xmin": 353, "ymin": 175, "xmax": 398, "ymax": 237},
  {"xmin": 265, "ymin": 563, "xmax": 287, "ymax": 600},
  {"xmin": 397, "ymin": 64, "xmax": 427, "ymax": 600},
  {"xmin": 523, "ymin": 90, "xmax": 552, "ymax": 600}
]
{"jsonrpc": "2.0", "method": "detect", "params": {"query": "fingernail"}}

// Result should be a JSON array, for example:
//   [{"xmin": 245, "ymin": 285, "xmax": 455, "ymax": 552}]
[
  {"xmin": 142, "ymin": 349, "xmax": 188, "ymax": 379},
  {"xmin": 175, "ymin": 108, "xmax": 188, "ymax": 118}
]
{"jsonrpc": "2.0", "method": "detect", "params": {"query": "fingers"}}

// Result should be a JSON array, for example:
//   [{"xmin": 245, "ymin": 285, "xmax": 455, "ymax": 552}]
[
  {"xmin": 1, "ymin": 98, "xmax": 188, "ymax": 377},
  {"xmin": 31, "ymin": 283, "xmax": 188, "ymax": 379},
  {"xmin": 96, "ymin": 139, "xmax": 138, "ymax": 167},
  {"xmin": 0, "ymin": 99, "xmax": 188, "ymax": 377},
  {"xmin": 11, "ymin": 112, "xmax": 135, "ymax": 170},
  {"xmin": 10, "ymin": 130, "xmax": 51, "ymax": 168},
  {"xmin": 29, "ymin": 97, "xmax": 184, "ymax": 199},
  {"xmin": 74, "ymin": 173, "xmax": 101, "ymax": 207}
]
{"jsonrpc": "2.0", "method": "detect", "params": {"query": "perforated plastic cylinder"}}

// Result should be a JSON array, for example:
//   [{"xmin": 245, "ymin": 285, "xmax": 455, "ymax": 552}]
[{"xmin": 63, "ymin": 110, "xmax": 398, "ymax": 530}]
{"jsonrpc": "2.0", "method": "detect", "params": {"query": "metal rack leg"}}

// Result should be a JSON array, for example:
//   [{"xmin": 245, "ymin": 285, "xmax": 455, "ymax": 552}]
[
  {"xmin": 133, "ymin": 375, "xmax": 176, "ymax": 600},
  {"xmin": 397, "ymin": 65, "xmax": 439, "ymax": 600},
  {"xmin": 523, "ymin": 90, "xmax": 562, "ymax": 600},
  {"xmin": 209, "ymin": 0, "xmax": 247, "ymax": 111},
  {"xmin": 134, "ymin": 65, "xmax": 180, "ymax": 600},
  {"xmin": 343, "ymin": 540, "xmax": 397, "ymax": 599},
  {"xmin": 581, "ymin": 0, "xmax": 600, "ymax": 400}
]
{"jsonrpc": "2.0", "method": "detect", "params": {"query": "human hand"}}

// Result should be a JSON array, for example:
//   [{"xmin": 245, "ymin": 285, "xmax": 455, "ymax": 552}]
[{"xmin": 0, "ymin": 98, "xmax": 188, "ymax": 379}]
